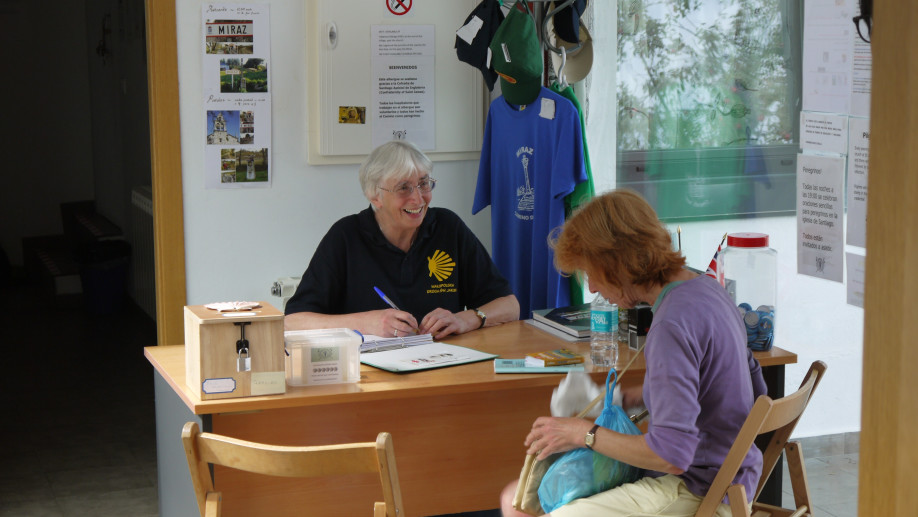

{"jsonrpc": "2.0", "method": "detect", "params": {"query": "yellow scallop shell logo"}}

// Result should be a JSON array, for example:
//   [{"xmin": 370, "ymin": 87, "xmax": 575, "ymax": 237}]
[{"xmin": 427, "ymin": 250, "xmax": 456, "ymax": 282}]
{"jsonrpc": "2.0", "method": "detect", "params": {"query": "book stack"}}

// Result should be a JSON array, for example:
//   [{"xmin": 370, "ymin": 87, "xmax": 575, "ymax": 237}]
[{"xmin": 529, "ymin": 303, "xmax": 591, "ymax": 340}]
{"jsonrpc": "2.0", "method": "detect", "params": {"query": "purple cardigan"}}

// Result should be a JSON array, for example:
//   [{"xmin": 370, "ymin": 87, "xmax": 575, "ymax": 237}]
[{"xmin": 642, "ymin": 274, "xmax": 767, "ymax": 501}]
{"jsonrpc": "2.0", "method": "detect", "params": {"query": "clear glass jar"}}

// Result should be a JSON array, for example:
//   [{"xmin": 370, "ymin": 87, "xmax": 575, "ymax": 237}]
[{"xmin": 717, "ymin": 232, "xmax": 777, "ymax": 351}]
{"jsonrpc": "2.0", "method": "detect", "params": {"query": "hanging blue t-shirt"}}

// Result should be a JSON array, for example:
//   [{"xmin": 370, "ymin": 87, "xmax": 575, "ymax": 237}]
[{"xmin": 473, "ymin": 87, "xmax": 587, "ymax": 318}]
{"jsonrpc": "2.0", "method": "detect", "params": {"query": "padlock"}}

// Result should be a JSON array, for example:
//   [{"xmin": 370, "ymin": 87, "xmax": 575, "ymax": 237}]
[{"xmin": 237, "ymin": 348, "xmax": 251, "ymax": 372}]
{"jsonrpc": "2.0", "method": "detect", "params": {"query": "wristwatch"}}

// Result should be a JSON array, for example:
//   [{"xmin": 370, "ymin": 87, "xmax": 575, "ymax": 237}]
[
  {"xmin": 473, "ymin": 308, "xmax": 487, "ymax": 329},
  {"xmin": 585, "ymin": 424, "xmax": 600, "ymax": 450}
]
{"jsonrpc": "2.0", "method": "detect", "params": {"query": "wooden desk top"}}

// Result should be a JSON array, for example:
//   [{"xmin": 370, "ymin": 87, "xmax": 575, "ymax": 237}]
[{"xmin": 145, "ymin": 320, "xmax": 797, "ymax": 416}]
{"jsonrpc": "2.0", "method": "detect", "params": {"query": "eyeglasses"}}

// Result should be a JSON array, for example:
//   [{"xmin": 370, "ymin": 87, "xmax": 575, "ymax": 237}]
[
  {"xmin": 853, "ymin": 15, "xmax": 871, "ymax": 44},
  {"xmin": 377, "ymin": 178, "xmax": 436, "ymax": 197}
]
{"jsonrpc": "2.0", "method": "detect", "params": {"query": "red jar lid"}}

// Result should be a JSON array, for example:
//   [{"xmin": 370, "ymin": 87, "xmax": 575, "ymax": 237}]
[{"xmin": 727, "ymin": 232, "xmax": 769, "ymax": 248}]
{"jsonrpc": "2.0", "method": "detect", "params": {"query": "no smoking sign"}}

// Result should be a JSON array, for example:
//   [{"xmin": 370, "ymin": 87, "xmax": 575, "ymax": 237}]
[{"xmin": 387, "ymin": 0, "xmax": 412, "ymax": 15}]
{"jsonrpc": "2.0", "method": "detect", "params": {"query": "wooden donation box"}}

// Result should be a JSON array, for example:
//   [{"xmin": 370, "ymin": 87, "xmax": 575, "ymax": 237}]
[{"xmin": 184, "ymin": 302, "xmax": 286, "ymax": 400}]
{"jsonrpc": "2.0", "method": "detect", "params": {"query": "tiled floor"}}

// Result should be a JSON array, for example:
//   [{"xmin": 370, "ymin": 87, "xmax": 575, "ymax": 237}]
[
  {"xmin": 0, "ymin": 276, "xmax": 859, "ymax": 517},
  {"xmin": 783, "ymin": 434, "xmax": 860, "ymax": 517}
]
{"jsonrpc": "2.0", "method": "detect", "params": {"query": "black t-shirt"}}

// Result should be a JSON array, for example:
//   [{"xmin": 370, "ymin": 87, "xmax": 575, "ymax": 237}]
[{"xmin": 285, "ymin": 206, "xmax": 514, "ymax": 322}]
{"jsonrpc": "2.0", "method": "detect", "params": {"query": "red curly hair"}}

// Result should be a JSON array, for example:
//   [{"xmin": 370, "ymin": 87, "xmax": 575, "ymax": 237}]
[{"xmin": 551, "ymin": 189, "xmax": 685, "ymax": 292}]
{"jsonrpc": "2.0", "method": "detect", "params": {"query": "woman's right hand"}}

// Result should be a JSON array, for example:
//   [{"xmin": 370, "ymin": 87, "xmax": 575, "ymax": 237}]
[
  {"xmin": 525, "ymin": 416, "xmax": 593, "ymax": 460},
  {"xmin": 363, "ymin": 309, "xmax": 419, "ymax": 337}
]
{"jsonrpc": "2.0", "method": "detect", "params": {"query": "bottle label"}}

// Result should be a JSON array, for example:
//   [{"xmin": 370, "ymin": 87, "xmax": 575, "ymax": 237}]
[{"xmin": 591, "ymin": 309, "xmax": 613, "ymax": 333}]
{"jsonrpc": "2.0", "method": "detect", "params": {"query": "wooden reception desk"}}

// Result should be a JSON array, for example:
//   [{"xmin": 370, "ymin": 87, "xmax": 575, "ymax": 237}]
[{"xmin": 146, "ymin": 320, "xmax": 796, "ymax": 517}]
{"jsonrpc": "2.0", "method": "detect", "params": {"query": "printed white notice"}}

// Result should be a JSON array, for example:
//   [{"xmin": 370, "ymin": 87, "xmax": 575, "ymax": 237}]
[
  {"xmin": 371, "ymin": 25, "xmax": 436, "ymax": 150},
  {"xmin": 846, "ymin": 117, "xmax": 870, "ymax": 247},
  {"xmin": 800, "ymin": 112, "xmax": 848, "ymax": 154},
  {"xmin": 797, "ymin": 154, "xmax": 845, "ymax": 282},
  {"xmin": 802, "ymin": 0, "xmax": 853, "ymax": 114},
  {"xmin": 201, "ymin": 4, "xmax": 271, "ymax": 189},
  {"xmin": 846, "ymin": 252, "xmax": 865, "ymax": 308},
  {"xmin": 850, "ymin": 7, "xmax": 872, "ymax": 117}
]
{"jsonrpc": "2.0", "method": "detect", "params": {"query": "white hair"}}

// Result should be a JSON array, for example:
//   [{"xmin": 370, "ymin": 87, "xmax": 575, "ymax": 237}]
[{"xmin": 358, "ymin": 140, "xmax": 434, "ymax": 202}]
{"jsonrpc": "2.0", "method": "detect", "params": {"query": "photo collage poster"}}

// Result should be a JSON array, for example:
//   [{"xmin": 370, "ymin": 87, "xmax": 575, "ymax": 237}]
[{"xmin": 202, "ymin": 4, "xmax": 271, "ymax": 189}]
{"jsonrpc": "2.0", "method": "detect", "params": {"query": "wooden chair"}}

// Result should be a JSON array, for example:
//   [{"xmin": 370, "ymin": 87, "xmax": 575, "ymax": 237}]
[
  {"xmin": 695, "ymin": 360, "xmax": 827, "ymax": 517},
  {"xmin": 182, "ymin": 422, "xmax": 405, "ymax": 517}
]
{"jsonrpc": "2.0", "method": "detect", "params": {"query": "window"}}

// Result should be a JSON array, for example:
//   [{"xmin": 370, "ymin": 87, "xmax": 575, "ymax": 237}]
[{"xmin": 615, "ymin": 0, "xmax": 802, "ymax": 221}]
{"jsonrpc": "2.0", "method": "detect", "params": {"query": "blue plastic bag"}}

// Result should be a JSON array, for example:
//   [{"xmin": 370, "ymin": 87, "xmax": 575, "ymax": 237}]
[{"xmin": 537, "ymin": 368, "xmax": 643, "ymax": 513}]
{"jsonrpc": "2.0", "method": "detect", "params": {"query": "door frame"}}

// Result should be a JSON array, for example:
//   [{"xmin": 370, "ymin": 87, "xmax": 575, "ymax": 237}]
[
  {"xmin": 858, "ymin": 0, "xmax": 918, "ymax": 513},
  {"xmin": 145, "ymin": 0, "xmax": 186, "ymax": 346}
]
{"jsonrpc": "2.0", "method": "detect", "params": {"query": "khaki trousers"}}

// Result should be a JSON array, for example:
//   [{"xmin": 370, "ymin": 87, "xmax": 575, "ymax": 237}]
[{"xmin": 550, "ymin": 474, "xmax": 739, "ymax": 517}]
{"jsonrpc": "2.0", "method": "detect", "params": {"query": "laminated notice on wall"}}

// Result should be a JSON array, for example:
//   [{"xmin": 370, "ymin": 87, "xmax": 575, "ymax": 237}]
[
  {"xmin": 797, "ymin": 154, "xmax": 844, "ymax": 282},
  {"xmin": 202, "ymin": 4, "xmax": 272, "ymax": 189},
  {"xmin": 371, "ymin": 24, "xmax": 436, "ymax": 150}
]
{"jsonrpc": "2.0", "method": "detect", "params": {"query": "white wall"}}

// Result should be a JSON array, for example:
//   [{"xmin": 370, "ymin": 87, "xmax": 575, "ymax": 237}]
[
  {"xmin": 175, "ymin": 0, "xmax": 490, "ymax": 305},
  {"xmin": 175, "ymin": 0, "xmax": 860, "ymax": 439},
  {"xmin": 86, "ymin": 0, "xmax": 152, "ymax": 244}
]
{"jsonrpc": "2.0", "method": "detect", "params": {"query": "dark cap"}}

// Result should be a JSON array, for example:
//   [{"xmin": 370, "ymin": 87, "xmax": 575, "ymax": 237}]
[
  {"xmin": 455, "ymin": 0, "xmax": 505, "ymax": 91},
  {"xmin": 552, "ymin": 0, "xmax": 588, "ymax": 44},
  {"xmin": 489, "ymin": 7, "xmax": 543, "ymax": 106},
  {"xmin": 548, "ymin": 19, "xmax": 593, "ymax": 84}
]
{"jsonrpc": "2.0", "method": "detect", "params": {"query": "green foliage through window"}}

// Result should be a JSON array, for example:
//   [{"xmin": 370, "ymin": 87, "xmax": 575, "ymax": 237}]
[{"xmin": 615, "ymin": 0, "xmax": 802, "ymax": 220}]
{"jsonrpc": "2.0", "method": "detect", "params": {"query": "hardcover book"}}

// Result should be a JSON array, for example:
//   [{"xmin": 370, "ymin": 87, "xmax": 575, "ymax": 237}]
[
  {"xmin": 524, "ymin": 348, "xmax": 585, "ymax": 367},
  {"xmin": 532, "ymin": 303, "xmax": 592, "ymax": 338}
]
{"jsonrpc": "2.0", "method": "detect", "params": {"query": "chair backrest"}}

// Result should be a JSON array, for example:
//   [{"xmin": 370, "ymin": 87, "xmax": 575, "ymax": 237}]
[
  {"xmin": 694, "ymin": 360, "xmax": 827, "ymax": 517},
  {"xmin": 182, "ymin": 422, "xmax": 405, "ymax": 517}
]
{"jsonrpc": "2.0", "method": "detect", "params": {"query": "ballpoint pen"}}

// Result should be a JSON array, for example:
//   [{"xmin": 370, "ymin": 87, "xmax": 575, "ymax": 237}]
[
  {"xmin": 374, "ymin": 287, "xmax": 419, "ymax": 334},
  {"xmin": 373, "ymin": 286, "xmax": 401, "ymax": 311}
]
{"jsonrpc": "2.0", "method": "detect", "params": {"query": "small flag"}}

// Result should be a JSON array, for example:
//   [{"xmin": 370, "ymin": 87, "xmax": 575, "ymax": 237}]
[{"xmin": 705, "ymin": 233, "xmax": 728, "ymax": 284}]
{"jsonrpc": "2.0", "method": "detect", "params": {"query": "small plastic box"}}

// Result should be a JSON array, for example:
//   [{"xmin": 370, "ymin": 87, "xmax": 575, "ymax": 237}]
[{"xmin": 284, "ymin": 328, "xmax": 361, "ymax": 386}]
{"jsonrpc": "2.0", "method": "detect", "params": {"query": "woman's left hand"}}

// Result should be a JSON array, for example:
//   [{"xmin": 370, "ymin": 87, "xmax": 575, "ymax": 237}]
[
  {"xmin": 525, "ymin": 417, "xmax": 593, "ymax": 461},
  {"xmin": 420, "ymin": 308, "xmax": 473, "ymax": 339}
]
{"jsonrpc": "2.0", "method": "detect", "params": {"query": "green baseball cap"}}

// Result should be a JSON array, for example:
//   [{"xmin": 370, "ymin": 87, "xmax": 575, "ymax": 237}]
[{"xmin": 489, "ymin": 7, "xmax": 543, "ymax": 106}]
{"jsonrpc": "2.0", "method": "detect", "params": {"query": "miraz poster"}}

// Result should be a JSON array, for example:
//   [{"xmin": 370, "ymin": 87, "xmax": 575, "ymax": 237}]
[{"xmin": 202, "ymin": 4, "xmax": 271, "ymax": 189}]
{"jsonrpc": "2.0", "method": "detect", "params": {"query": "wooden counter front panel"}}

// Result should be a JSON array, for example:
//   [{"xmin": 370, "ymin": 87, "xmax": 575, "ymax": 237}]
[{"xmin": 212, "ymin": 384, "xmax": 557, "ymax": 517}]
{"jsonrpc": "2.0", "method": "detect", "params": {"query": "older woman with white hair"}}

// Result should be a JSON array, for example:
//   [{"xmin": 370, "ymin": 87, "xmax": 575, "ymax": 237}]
[{"xmin": 285, "ymin": 140, "xmax": 519, "ymax": 339}]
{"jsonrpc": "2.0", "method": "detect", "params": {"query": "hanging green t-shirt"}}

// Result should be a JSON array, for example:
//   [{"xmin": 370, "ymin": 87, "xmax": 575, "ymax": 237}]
[{"xmin": 551, "ymin": 82, "xmax": 594, "ymax": 304}]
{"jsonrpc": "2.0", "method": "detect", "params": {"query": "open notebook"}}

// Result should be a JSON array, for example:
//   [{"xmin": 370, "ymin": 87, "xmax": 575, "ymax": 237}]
[{"xmin": 359, "ymin": 333, "xmax": 497, "ymax": 373}]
